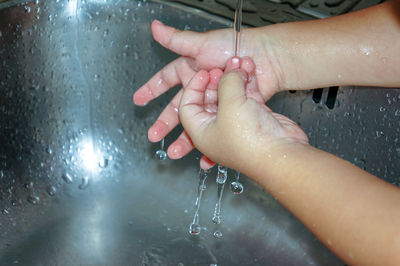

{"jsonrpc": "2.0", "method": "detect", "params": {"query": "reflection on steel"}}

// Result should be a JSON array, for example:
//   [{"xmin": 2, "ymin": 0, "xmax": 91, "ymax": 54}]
[{"xmin": 0, "ymin": 0, "xmax": 397, "ymax": 265}]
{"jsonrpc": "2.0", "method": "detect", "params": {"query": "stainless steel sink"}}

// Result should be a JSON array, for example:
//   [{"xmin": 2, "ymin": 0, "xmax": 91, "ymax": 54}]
[{"xmin": 0, "ymin": 0, "xmax": 398, "ymax": 265}]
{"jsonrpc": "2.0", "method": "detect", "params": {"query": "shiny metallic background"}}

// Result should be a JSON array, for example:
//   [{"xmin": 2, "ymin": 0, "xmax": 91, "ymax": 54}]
[{"xmin": 0, "ymin": 0, "xmax": 397, "ymax": 265}]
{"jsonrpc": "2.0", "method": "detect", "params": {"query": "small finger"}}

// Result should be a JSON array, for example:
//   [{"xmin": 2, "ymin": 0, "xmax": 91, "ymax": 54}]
[
  {"xmin": 179, "ymin": 70, "xmax": 214, "ymax": 141},
  {"xmin": 133, "ymin": 57, "xmax": 195, "ymax": 106},
  {"xmin": 205, "ymin": 68, "xmax": 223, "ymax": 112},
  {"xmin": 167, "ymin": 131, "xmax": 194, "ymax": 159},
  {"xmin": 148, "ymin": 90, "xmax": 182, "ymax": 142},
  {"xmin": 200, "ymin": 155, "xmax": 216, "ymax": 170},
  {"xmin": 180, "ymin": 70, "xmax": 209, "ymax": 108}
]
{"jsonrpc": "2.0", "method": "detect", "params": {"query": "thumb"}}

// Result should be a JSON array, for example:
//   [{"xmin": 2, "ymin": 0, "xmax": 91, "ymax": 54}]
[
  {"xmin": 217, "ymin": 69, "xmax": 248, "ymax": 113},
  {"xmin": 151, "ymin": 20, "xmax": 205, "ymax": 58}
]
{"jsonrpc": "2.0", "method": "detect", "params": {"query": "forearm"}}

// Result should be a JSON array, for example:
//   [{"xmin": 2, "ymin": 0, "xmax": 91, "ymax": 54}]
[
  {"xmin": 263, "ymin": 1, "xmax": 400, "ymax": 90},
  {"xmin": 246, "ymin": 142, "xmax": 400, "ymax": 265}
]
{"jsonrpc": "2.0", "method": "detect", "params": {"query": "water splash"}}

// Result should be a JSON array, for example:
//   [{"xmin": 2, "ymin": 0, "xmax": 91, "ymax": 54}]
[{"xmin": 233, "ymin": 0, "xmax": 243, "ymax": 57}]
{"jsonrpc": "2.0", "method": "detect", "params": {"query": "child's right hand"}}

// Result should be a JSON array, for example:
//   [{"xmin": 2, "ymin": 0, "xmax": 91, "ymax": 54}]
[{"xmin": 179, "ymin": 57, "xmax": 309, "ymax": 172}]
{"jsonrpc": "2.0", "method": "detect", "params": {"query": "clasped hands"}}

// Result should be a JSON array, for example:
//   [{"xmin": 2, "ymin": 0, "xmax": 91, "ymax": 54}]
[{"xmin": 134, "ymin": 20, "xmax": 308, "ymax": 172}]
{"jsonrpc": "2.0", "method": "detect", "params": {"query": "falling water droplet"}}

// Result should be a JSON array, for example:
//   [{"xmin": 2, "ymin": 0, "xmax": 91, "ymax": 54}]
[
  {"xmin": 62, "ymin": 172, "xmax": 73, "ymax": 184},
  {"xmin": 230, "ymin": 171, "xmax": 244, "ymax": 194},
  {"xmin": 230, "ymin": 181, "xmax": 244, "ymax": 194},
  {"xmin": 155, "ymin": 138, "xmax": 167, "ymax": 161},
  {"xmin": 189, "ymin": 223, "xmax": 201, "ymax": 236},
  {"xmin": 216, "ymin": 166, "xmax": 227, "ymax": 184},
  {"xmin": 155, "ymin": 150, "xmax": 167, "ymax": 161},
  {"xmin": 213, "ymin": 230, "xmax": 223, "ymax": 239}
]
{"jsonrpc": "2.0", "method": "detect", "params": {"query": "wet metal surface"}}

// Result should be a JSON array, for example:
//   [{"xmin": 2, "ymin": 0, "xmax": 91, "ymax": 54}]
[
  {"xmin": 171, "ymin": 0, "xmax": 386, "ymax": 25},
  {"xmin": 0, "ymin": 0, "xmax": 398, "ymax": 265}
]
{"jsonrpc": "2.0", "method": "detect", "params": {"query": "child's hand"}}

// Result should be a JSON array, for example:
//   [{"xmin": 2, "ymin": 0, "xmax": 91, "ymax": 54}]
[
  {"xmin": 179, "ymin": 57, "xmax": 308, "ymax": 172},
  {"xmin": 133, "ymin": 21, "xmax": 282, "ymax": 160}
]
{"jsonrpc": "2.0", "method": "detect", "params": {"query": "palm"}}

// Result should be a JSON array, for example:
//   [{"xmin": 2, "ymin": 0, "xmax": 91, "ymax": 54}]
[{"xmin": 184, "ymin": 28, "xmax": 279, "ymax": 100}]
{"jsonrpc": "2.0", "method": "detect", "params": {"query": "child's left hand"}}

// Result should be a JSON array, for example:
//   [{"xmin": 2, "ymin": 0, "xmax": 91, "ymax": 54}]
[{"xmin": 179, "ymin": 57, "xmax": 308, "ymax": 171}]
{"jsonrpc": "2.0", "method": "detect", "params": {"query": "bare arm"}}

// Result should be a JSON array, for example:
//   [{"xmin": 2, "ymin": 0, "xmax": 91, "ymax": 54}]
[
  {"xmin": 250, "ymin": 142, "xmax": 400, "ymax": 266},
  {"xmin": 264, "ymin": 0, "xmax": 400, "ymax": 90},
  {"xmin": 178, "ymin": 57, "xmax": 400, "ymax": 265}
]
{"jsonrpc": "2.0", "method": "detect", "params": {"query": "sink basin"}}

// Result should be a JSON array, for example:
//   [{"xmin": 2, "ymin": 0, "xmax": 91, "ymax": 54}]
[{"xmin": 0, "ymin": 0, "xmax": 398, "ymax": 265}]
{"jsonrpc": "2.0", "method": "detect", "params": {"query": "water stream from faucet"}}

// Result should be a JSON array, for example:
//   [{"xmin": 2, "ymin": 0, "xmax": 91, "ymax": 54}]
[{"xmin": 233, "ymin": 0, "xmax": 243, "ymax": 57}]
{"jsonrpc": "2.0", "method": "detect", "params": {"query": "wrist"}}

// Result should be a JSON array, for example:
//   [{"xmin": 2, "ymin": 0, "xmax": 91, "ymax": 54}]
[
  {"xmin": 254, "ymin": 23, "xmax": 305, "ymax": 93},
  {"xmin": 259, "ymin": 21, "xmax": 343, "ymax": 91},
  {"xmin": 239, "ymin": 137, "xmax": 312, "ymax": 182},
  {"xmin": 259, "ymin": 23, "xmax": 307, "ymax": 92}
]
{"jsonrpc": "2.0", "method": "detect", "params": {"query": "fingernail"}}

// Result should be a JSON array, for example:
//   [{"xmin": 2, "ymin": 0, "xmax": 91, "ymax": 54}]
[
  {"xmin": 154, "ymin": 19, "xmax": 164, "ymax": 25},
  {"xmin": 232, "ymin": 57, "xmax": 240, "ymax": 65},
  {"xmin": 133, "ymin": 93, "xmax": 147, "ymax": 106},
  {"xmin": 230, "ymin": 57, "xmax": 241, "ymax": 70},
  {"xmin": 148, "ymin": 130, "xmax": 161, "ymax": 142},
  {"xmin": 170, "ymin": 146, "xmax": 183, "ymax": 159}
]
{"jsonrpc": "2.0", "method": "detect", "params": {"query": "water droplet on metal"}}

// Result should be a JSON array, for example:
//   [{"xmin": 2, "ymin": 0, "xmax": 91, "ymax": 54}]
[
  {"xmin": 79, "ymin": 176, "xmax": 89, "ymax": 190},
  {"xmin": 46, "ymin": 185, "xmax": 56, "ymax": 196},
  {"xmin": 98, "ymin": 158, "xmax": 108, "ymax": 168},
  {"xmin": 27, "ymin": 195, "xmax": 40, "ymax": 205},
  {"xmin": 62, "ymin": 172, "xmax": 73, "ymax": 184}
]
